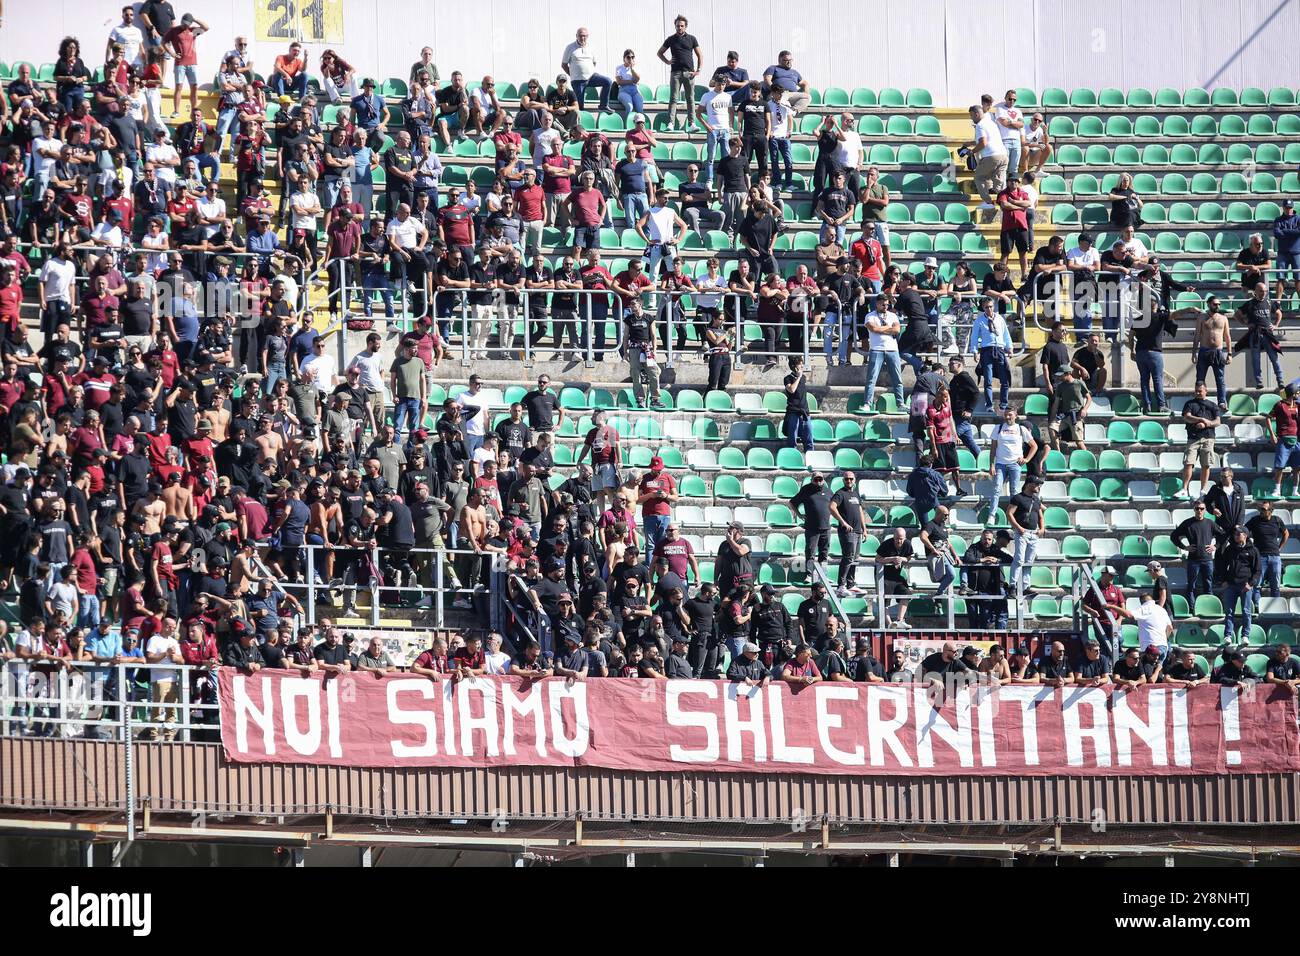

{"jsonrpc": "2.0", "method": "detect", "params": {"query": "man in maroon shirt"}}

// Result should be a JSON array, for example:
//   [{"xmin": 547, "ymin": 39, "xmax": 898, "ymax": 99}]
[
  {"xmin": 1081, "ymin": 565, "xmax": 1131, "ymax": 663},
  {"xmin": 579, "ymin": 248, "xmax": 615, "ymax": 357},
  {"xmin": 514, "ymin": 168, "xmax": 546, "ymax": 261},
  {"xmin": 1270, "ymin": 385, "xmax": 1300, "ymax": 497},
  {"xmin": 567, "ymin": 171, "xmax": 607, "ymax": 257},
  {"xmin": 637, "ymin": 456, "xmax": 678, "ymax": 564},
  {"xmin": 323, "ymin": 207, "xmax": 364, "ymax": 317},
  {"xmin": 654, "ymin": 521, "xmax": 699, "ymax": 584},
  {"xmin": 540, "ymin": 138, "xmax": 574, "ymax": 230},
  {"xmin": 437, "ymin": 187, "xmax": 475, "ymax": 260}
]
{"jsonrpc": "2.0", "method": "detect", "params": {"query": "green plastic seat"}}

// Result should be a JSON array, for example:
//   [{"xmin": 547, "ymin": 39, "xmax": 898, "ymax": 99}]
[
  {"xmin": 1194, "ymin": 594, "xmax": 1224, "ymax": 617},
  {"xmin": 1098, "ymin": 449, "xmax": 1127, "ymax": 471},
  {"xmin": 1023, "ymin": 394, "xmax": 1049, "ymax": 416},
  {"xmin": 1106, "ymin": 421, "xmax": 1137, "ymax": 443},
  {"xmin": 1099, "ymin": 478, "xmax": 1130, "ymax": 501},
  {"xmin": 775, "ymin": 448, "xmax": 805, "ymax": 471},
  {"xmin": 1068, "ymin": 478, "xmax": 1099, "ymax": 501},
  {"xmin": 1137, "ymin": 421, "xmax": 1168, "ymax": 444},
  {"xmin": 1041, "ymin": 87, "xmax": 1068, "ymax": 108}
]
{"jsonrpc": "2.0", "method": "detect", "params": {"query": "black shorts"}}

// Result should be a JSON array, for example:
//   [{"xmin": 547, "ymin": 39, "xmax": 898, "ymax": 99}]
[
  {"xmin": 1000, "ymin": 228, "xmax": 1029, "ymax": 254},
  {"xmin": 882, "ymin": 579, "xmax": 912, "ymax": 597},
  {"xmin": 934, "ymin": 441, "xmax": 959, "ymax": 472}
]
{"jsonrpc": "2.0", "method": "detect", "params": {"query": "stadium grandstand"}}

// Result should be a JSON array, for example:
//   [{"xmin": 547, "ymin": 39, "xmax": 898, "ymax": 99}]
[{"xmin": 0, "ymin": 1, "xmax": 1299, "ymax": 868}]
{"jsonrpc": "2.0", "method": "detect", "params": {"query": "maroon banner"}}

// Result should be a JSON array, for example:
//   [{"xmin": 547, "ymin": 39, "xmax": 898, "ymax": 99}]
[{"xmin": 217, "ymin": 669, "xmax": 1300, "ymax": 776}]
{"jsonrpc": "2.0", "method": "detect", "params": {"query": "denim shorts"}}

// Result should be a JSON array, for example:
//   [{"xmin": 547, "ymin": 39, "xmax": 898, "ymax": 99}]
[
  {"xmin": 1275, "ymin": 439, "xmax": 1300, "ymax": 471},
  {"xmin": 174, "ymin": 64, "xmax": 198, "ymax": 85}
]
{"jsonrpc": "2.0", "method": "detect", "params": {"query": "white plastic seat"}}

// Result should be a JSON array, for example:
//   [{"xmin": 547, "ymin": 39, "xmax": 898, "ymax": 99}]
[
  {"xmin": 734, "ymin": 393, "xmax": 763, "ymax": 414},
  {"xmin": 891, "ymin": 450, "xmax": 917, "ymax": 470},
  {"xmin": 702, "ymin": 534, "xmax": 725, "ymax": 553},
  {"xmin": 1225, "ymin": 451, "xmax": 1254, "ymax": 471},
  {"xmin": 1128, "ymin": 452, "xmax": 1158, "ymax": 473},
  {"xmin": 704, "ymin": 506, "xmax": 733, "ymax": 527},
  {"xmin": 733, "ymin": 506, "xmax": 763, "ymax": 526},
  {"xmin": 1234, "ymin": 422, "xmax": 1264, "ymax": 442},
  {"xmin": 1143, "ymin": 510, "xmax": 1174, "ymax": 530},
  {"xmin": 476, "ymin": 387, "xmax": 506, "ymax": 408},
  {"xmin": 1213, "ymin": 424, "xmax": 1232, "ymax": 444},
  {"xmin": 1086, "ymin": 396, "xmax": 1113, "ymax": 418},
  {"xmin": 1170, "ymin": 507, "xmax": 1195, "ymax": 524},
  {"xmin": 1168, "ymin": 423, "xmax": 1190, "ymax": 444},
  {"xmin": 954, "ymin": 508, "xmax": 983, "ymax": 529},
  {"xmin": 664, "ymin": 417, "xmax": 693, "ymax": 441},
  {"xmin": 683, "ymin": 534, "xmax": 704, "ymax": 553},
  {"xmin": 1036, "ymin": 538, "xmax": 1062, "ymax": 558},
  {"xmin": 910, "ymin": 565, "xmax": 937, "ymax": 589},
  {"xmin": 1042, "ymin": 480, "xmax": 1069, "ymax": 502},
  {"xmin": 1092, "ymin": 537, "xmax": 1121, "ymax": 559},
  {"xmin": 1112, "ymin": 509, "xmax": 1143, "ymax": 530},
  {"xmin": 806, "ymin": 450, "xmax": 835, "ymax": 472},
  {"xmin": 859, "ymin": 479, "xmax": 891, "ymax": 500},
  {"xmin": 742, "ymin": 478, "xmax": 773, "ymax": 500},
  {"xmin": 1289, "ymin": 598, "xmax": 1300, "ymax": 617},
  {"xmin": 676, "ymin": 505, "xmax": 706, "ymax": 526},
  {"xmin": 687, "ymin": 448, "xmax": 719, "ymax": 470},
  {"xmin": 1085, "ymin": 423, "xmax": 1108, "ymax": 444},
  {"xmin": 887, "ymin": 479, "xmax": 909, "ymax": 500},
  {"xmin": 1258, "ymin": 597, "xmax": 1290, "ymax": 616},
  {"xmin": 1075, "ymin": 508, "xmax": 1109, "ymax": 530},
  {"xmin": 1284, "ymin": 538, "xmax": 1300, "ymax": 556},
  {"xmin": 1158, "ymin": 451, "xmax": 1184, "ymax": 474},
  {"xmin": 890, "ymin": 423, "xmax": 912, "ymax": 442}
]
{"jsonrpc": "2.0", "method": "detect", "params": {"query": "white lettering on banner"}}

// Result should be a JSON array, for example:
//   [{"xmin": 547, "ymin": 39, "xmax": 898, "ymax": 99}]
[
  {"xmin": 326, "ymin": 677, "xmax": 342, "ymax": 758},
  {"xmin": 547, "ymin": 681, "xmax": 590, "ymax": 757},
  {"xmin": 914, "ymin": 686, "xmax": 975, "ymax": 768},
  {"xmin": 815, "ymin": 684, "xmax": 864, "ymax": 765},
  {"xmin": 867, "ymin": 684, "xmax": 912, "ymax": 767},
  {"xmin": 724, "ymin": 683, "xmax": 767, "ymax": 762},
  {"xmin": 441, "ymin": 677, "xmax": 457, "ymax": 756},
  {"xmin": 1002, "ymin": 686, "xmax": 1050, "ymax": 765},
  {"xmin": 388, "ymin": 679, "xmax": 438, "ymax": 757},
  {"xmin": 281, "ymin": 677, "xmax": 322, "ymax": 756},
  {"xmin": 665, "ymin": 681, "xmax": 720, "ymax": 762},
  {"xmin": 767, "ymin": 685, "xmax": 815, "ymax": 764},
  {"xmin": 1220, "ymin": 686, "xmax": 1242, "ymax": 767},
  {"xmin": 975, "ymin": 685, "xmax": 998, "ymax": 767},
  {"xmin": 1062, "ymin": 687, "xmax": 1113, "ymax": 767},
  {"xmin": 233, "ymin": 674, "xmax": 275, "ymax": 755},
  {"xmin": 502, "ymin": 680, "xmax": 548, "ymax": 757},
  {"xmin": 1171, "ymin": 687, "xmax": 1192, "ymax": 766},
  {"xmin": 1112, "ymin": 688, "xmax": 1168, "ymax": 767},
  {"xmin": 459, "ymin": 679, "xmax": 500, "ymax": 758}
]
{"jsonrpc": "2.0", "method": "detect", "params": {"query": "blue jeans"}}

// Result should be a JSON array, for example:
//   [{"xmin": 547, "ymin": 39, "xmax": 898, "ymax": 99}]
[
  {"xmin": 1257, "ymin": 554, "xmax": 1282, "ymax": 603},
  {"xmin": 394, "ymin": 397, "xmax": 422, "ymax": 437},
  {"xmin": 263, "ymin": 360, "xmax": 287, "ymax": 395},
  {"xmin": 955, "ymin": 419, "xmax": 980, "ymax": 457},
  {"xmin": 1250, "ymin": 344, "xmax": 1284, "ymax": 389},
  {"xmin": 270, "ymin": 72, "xmax": 308, "ymax": 99},
  {"xmin": 824, "ymin": 311, "xmax": 853, "ymax": 364},
  {"xmin": 783, "ymin": 411, "xmax": 813, "ymax": 450},
  {"xmin": 979, "ymin": 346, "xmax": 1011, "ymax": 412},
  {"xmin": 899, "ymin": 350, "xmax": 925, "ymax": 375},
  {"xmin": 194, "ymin": 152, "xmax": 220, "ymax": 183},
  {"xmin": 1188, "ymin": 558, "xmax": 1214, "ymax": 601},
  {"xmin": 643, "ymin": 513, "xmax": 670, "ymax": 565},
  {"xmin": 216, "ymin": 108, "xmax": 240, "ymax": 153},
  {"xmin": 617, "ymin": 85, "xmax": 645, "ymax": 122},
  {"xmin": 363, "ymin": 270, "xmax": 395, "ymax": 316},
  {"xmin": 989, "ymin": 462, "xmax": 1021, "ymax": 520},
  {"xmin": 1195, "ymin": 348, "xmax": 1228, "ymax": 407},
  {"xmin": 934, "ymin": 555, "xmax": 957, "ymax": 595},
  {"xmin": 1223, "ymin": 583, "xmax": 1254, "ymax": 641},
  {"xmin": 77, "ymin": 593, "xmax": 101, "ymax": 630},
  {"xmin": 865, "ymin": 349, "xmax": 904, "ymax": 408},
  {"xmin": 704, "ymin": 128, "xmax": 728, "ymax": 185},
  {"xmin": 1011, "ymin": 530, "xmax": 1037, "ymax": 590},
  {"xmin": 1135, "ymin": 348, "xmax": 1166, "ymax": 410},
  {"xmin": 1005, "ymin": 141, "xmax": 1022, "ymax": 177},
  {"xmin": 621, "ymin": 191, "xmax": 647, "ymax": 231},
  {"xmin": 768, "ymin": 138, "xmax": 793, "ymax": 189},
  {"xmin": 573, "ymin": 74, "xmax": 611, "ymax": 112}
]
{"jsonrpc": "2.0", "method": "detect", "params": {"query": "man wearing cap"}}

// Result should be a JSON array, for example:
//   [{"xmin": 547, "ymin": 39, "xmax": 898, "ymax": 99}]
[
  {"xmin": 1081, "ymin": 565, "xmax": 1130, "ymax": 663},
  {"xmin": 1210, "ymin": 649, "xmax": 1255, "ymax": 687},
  {"xmin": 995, "ymin": 174, "xmax": 1032, "ymax": 277},
  {"xmin": 552, "ymin": 628, "xmax": 588, "ymax": 680},
  {"xmin": 1008, "ymin": 473, "xmax": 1044, "ymax": 598},
  {"xmin": 1217, "ymin": 525, "xmax": 1260, "ymax": 643},
  {"xmin": 1171, "ymin": 499, "xmax": 1218, "ymax": 602},
  {"xmin": 1007, "ymin": 645, "xmax": 1039, "ymax": 684},
  {"xmin": 727, "ymin": 641, "xmax": 770, "ymax": 687},
  {"xmin": 350, "ymin": 77, "xmax": 391, "ymax": 150},
  {"xmin": 637, "ymin": 456, "xmax": 678, "ymax": 564}
]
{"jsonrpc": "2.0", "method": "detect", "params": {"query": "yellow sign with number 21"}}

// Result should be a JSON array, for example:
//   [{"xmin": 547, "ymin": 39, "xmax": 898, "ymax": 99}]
[{"xmin": 254, "ymin": 0, "xmax": 344, "ymax": 44}]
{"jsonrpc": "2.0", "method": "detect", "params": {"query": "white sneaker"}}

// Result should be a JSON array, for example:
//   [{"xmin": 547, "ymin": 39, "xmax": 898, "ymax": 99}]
[
  {"xmin": 341, "ymin": 605, "xmax": 359, "ymax": 618},
  {"xmin": 892, "ymin": 620, "xmax": 912, "ymax": 629}
]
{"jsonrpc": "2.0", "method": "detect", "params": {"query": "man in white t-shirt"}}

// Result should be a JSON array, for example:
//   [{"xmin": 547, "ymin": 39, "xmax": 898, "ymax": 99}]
[
  {"xmin": 456, "ymin": 373, "xmax": 490, "ymax": 458},
  {"xmin": 992, "ymin": 89, "xmax": 1025, "ymax": 177},
  {"xmin": 298, "ymin": 338, "xmax": 334, "ymax": 398},
  {"xmin": 1132, "ymin": 592, "xmax": 1173, "ymax": 653},
  {"xmin": 560, "ymin": 27, "xmax": 612, "ymax": 113},
  {"xmin": 530, "ymin": 113, "xmax": 564, "ymax": 170},
  {"xmin": 386, "ymin": 202, "xmax": 431, "ymax": 316},
  {"xmin": 988, "ymin": 405, "xmax": 1038, "ymax": 522},
  {"xmin": 767, "ymin": 89, "xmax": 795, "ymax": 192},
  {"xmin": 145, "ymin": 616, "xmax": 183, "ymax": 740},
  {"xmin": 195, "ymin": 180, "xmax": 228, "ymax": 239},
  {"xmin": 697, "ymin": 73, "xmax": 735, "ymax": 186},
  {"xmin": 483, "ymin": 633, "xmax": 512, "ymax": 674},
  {"xmin": 966, "ymin": 104, "xmax": 1008, "ymax": 213},
  {"xmin": 1119, "ymin": 224, "xmax": 1151, "ymax": 263},
  {"xmin": 145, "ymin": 130, "xmax": 181, "ymax": 187},
  {"xmin": 288, "ymin": 177, "xmax": 322, "ymax": 236},
  {"xmin": 835, "ymin": 111, "xmax": 864, "ymax": 181},
  {"xmin": 636, "ymin": 187, "xmax": 687, "ymax": 278},
  {"xmin": 863, "ymin": 293, "xmax": 904, "ymax": 410},
  {"xmin": 38, "ymin": 245, "xmax": 77, "ymax": 332},
  {"xmin": 107, "ymin": 5, "xmax": 146, "ymax": 69},
  {"xmin": 30, "ymin": 121, "xmax": 64, "ymax": 197}
]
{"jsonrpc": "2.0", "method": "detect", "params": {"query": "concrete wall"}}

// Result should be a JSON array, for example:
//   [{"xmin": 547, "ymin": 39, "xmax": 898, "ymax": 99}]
[{"xmin": 2, "ymin": 0, "xmax": 1297, "ymax": 107}]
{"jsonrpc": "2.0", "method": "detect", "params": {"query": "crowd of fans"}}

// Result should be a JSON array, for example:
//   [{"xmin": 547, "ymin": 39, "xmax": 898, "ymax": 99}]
[{"xmin": 0, "ymin": 8, "xmax": 1297, "ymax": 740}]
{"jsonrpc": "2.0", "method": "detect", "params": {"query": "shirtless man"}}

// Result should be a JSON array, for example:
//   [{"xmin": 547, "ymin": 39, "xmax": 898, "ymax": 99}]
[
  {"xmin": 456, "ymin": 488, "xmax": 489, "ymax": 601},
  {"xmin": 308, "ymin": 486, "xmax": 342, "ymax": 583},
  {"xmin": 200, "ymin": 392, "xmax": 231, "ymax": 441},
  {"xmin": 132, "ymin": 482, "xmax": 167, "ymax": 536},
  {"xmin": 161, "ymin": 471, "xmax": 196, "ymax": 522},
  {"xmin": 1194, "ymin": 295, "xmax": 1231, "ymax": 410},
  {"xmin": 254, "ymin": 414, "xmax": 286, "ymax": 466}
]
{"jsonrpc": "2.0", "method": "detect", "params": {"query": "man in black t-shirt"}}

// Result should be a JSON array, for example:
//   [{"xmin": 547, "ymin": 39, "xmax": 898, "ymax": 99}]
[
  {"xmin": 736, "ymin": 84, "xmax": 770, "ymax": 179},
  {"xmin": 875, "ymin": 527, "xmax": 913, "ymax": 628},
  {"xmin": 716, "ymin": 137, "xmax": 750, "ymax": 236},
  {"xmin": 1035, "ymin": 641, "xmax": 1072, "ymax": 687},
  {"xmin": 656, "ymin": 15, "xmax": 702, "ymax": 130},
  {"xmin": 1161, "ymin": 649, "xmax": 1207, "ymax": 687},
  {"xmin": 1246, "ymin": 498, "xmax": 1288, "ymax": 601},
  {"xmin": 830, "ymin": 472, "xmax": 865, "ymax": 595},
  {"xmin": 790, "ymin": 473, "xmax": 832, "ymax": 567},
  {"xmin": 850, "ymin": 639, "xmax": 885, "ymax": 682},
  {"xmin": 521, "ymin": 374, "xmax": 563, "ymax": 433},
  {"xmin": 1267, "ymin": 643, "xmax": 1300, "ymax": 694},
  {"xmin": 782, "ymin": 356, "xmax": 812, "ymax": 451},
  {"xmin": 1112, "ymin": 646, "xmax": 1149, "ymax": 690},
  {"xmin": 797, "ymin": 581, "xmax": 831, "ymax": 649},
  {"xmin": 1072, "ymin": 638, "xmax": 1112, "ymax": 686}
]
